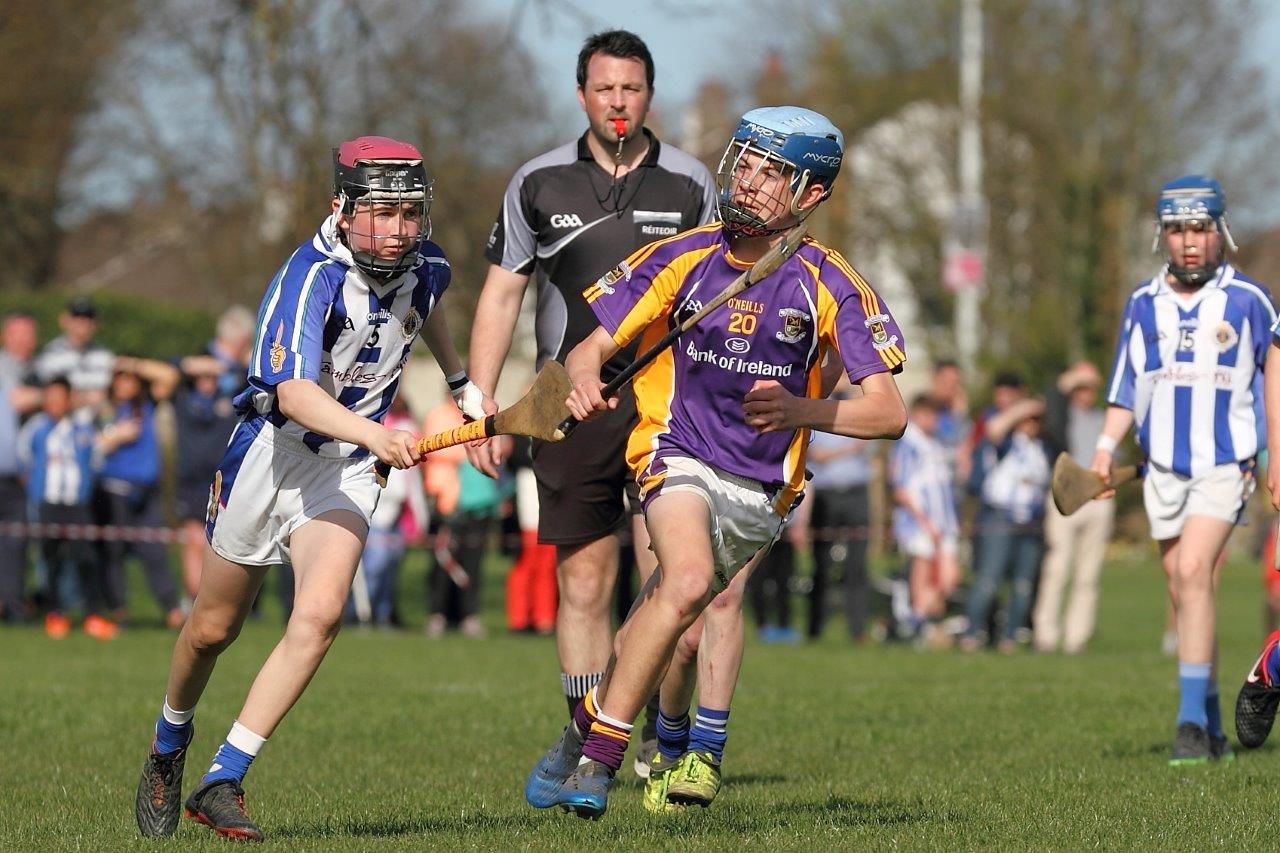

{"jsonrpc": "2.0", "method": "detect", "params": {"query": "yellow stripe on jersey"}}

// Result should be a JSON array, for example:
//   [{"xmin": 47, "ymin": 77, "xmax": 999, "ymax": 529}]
[
  {"xmin": 610, "ymin": 244, "xmax": 720, "ymax": 347},
  {"xmin": 806, "ymin": 255, "xmax": 905, "ymax": 371},
  {"xmin": 583, "ymin": 223, "xmax": 721, "ymax": 307},
  {"xmin": 774, "ymin": 351, "xmax": 826, "ymax": 516},
  {"xmin": 626, "ymin": 321, "xmax": 679, "ymax": 480}
]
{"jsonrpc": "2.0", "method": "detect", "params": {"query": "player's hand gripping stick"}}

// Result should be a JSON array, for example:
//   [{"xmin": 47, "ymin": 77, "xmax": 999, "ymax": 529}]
[
  {"xmin": 373, "ymin": 362, "xmax": 574, "ymax": 484},
  {"xmin": 1050, "ymin": 452, "xmax": 1141, "ymax": 516},
  {"xmin": 556, "ymin": 222, "xmax": 810, "ymax": 440}
]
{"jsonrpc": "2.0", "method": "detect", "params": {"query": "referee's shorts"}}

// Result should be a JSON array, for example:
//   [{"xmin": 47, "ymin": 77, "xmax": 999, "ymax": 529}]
[{"xmin": 532, "ymin": 382, "xmax": 640, "ymax": 547}]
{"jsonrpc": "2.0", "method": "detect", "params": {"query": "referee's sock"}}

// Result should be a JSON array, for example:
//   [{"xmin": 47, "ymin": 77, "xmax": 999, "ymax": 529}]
[
  {"xmin": 154, "ymin": 699, "xmax": 194, "ymax": 755},
  {"xmin": 688, "ymin": 706, "xmax": 730, "ymax": 763},
  {"xmin": 1177, "ymin": 662, "xmax": 1212, "ymax": 729},
  {"xmin": 201, "ymin": 721, "xmax": 266, "ymax": 787},
  {"xmin": 562, "ymin": 671, "xmax": 603, "ymax": 718}
]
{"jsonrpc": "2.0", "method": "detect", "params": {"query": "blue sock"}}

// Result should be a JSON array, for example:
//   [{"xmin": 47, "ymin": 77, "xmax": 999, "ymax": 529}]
[
  {"xmin": 154, "ymin": 701, "xmax": 194, "ymax": 755},
  {"xmin": 688, "ymin": 706, "xmax": 730, "ymax": 763},
  {"xmin": 1265, "ymin": 643, "xmax": 1280, "ymax": 685},
  {"xmin": 656, "ymin": 709, "xmax": 689, "ymax": 760},
  {"xmin": 1177, "ymin": 662, "xmax": 1212, "ymax": 728},
  {"xmin": 1205, "ymin": 684, "xmax": 1223, "ymax": 738},
  {"xmin": 201, "ymin": 722, "xmax": 266, "ymax": 786}
]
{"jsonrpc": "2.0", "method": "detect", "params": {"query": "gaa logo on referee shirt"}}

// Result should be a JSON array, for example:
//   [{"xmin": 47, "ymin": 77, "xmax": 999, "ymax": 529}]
[{"xmin": 550, "ymin": 213, "xmax": 584, "ymax": 228}]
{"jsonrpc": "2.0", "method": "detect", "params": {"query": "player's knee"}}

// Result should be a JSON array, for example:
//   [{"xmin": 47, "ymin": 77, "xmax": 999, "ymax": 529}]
[
  {"xmin": 287, "ymin": 603, "xmax": 344, "ymax": 646},
  {"xmin": 675, "ymin": 624, "xmax": 701, "ymax": 663},
  {"xmin": 1175, "ymin": 556, "xmax": 1213, "ymax": 589},
  {"xmin": 185, "ymin": 613, "xmax": 240, "ymax": 656},
  {"xmin": 656, "ymin": 564, "xmax": 714, "ymax": 619}
]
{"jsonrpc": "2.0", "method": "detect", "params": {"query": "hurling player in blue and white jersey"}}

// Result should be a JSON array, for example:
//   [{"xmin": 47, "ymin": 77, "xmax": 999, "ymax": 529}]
[
  {"xmin": 133, "ymin": 136, "xmax": 484, "ymax": 841},
  {"xmin": 1094, "ymin": 175, "xmax": 1274, "ymax": 765}
]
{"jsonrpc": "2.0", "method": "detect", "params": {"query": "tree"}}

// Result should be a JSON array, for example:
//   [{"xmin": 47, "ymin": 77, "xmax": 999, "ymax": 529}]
[{"xmin": 0, "ymin": 0, "xmax": 136, "ymax": 290}]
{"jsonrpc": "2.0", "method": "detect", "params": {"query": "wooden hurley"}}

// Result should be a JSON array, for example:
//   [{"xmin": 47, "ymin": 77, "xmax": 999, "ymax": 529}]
[
  {"xmin": 374, "ymin": 361, "xmax": 572, "ymax": 484},
  {"xmin": 1050, "ymin": 452, "xmax": 1140, "ymax": 516}
]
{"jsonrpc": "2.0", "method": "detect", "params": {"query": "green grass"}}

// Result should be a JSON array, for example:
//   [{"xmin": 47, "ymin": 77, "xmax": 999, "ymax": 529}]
[{"xmin": 2, "ymin": 547, "xmax": 1278, "ymax": 850}]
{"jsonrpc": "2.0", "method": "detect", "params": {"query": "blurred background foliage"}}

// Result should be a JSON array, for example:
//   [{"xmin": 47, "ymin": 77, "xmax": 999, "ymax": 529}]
[{"xmin": 2, "ymin": 0, "xmax": 1278, "ymax": 394}]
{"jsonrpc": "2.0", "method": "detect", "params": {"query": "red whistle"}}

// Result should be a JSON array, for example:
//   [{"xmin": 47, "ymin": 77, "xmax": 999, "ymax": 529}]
[{"xmin": 611, "ymin": 118, "xmax": 627, "ymax": 139}]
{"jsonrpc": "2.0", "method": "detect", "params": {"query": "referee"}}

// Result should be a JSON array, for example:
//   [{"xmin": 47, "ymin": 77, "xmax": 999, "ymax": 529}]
[{"xmin": 466, "ymin": 30, "xmax": 715, "ymax": 765}]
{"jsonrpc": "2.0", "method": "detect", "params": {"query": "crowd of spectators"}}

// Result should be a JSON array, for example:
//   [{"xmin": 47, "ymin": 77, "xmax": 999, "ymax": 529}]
[{"xmin": 3, "ymin": 298, "xmax": 1130, "ymax": 654}]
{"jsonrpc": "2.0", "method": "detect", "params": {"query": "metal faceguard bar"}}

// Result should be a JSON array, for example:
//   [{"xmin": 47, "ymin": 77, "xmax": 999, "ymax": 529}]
[
  {"xmin": 717, "ymin": 140, "xmax": 815, "ymax": 230},
  {"xmin": 1150, "ymin": 212, "xmax": 1237, "ymax": 255}
]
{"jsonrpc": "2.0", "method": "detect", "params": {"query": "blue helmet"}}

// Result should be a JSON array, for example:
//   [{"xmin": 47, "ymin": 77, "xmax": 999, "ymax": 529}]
[
  {"xmin": 716, "ymin": 106, "xmax": 844, "ymax": 236},
  {"xmin": 1153, "ymin": 174, "xmax": 1236, "ymax": 285}
]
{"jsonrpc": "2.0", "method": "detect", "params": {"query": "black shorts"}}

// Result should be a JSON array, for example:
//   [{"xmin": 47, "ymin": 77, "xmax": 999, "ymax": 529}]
[
  {"xmin": 174, "ymin": 478, "xmax": 213, "ymax": 523},
  {"xmin": 532, "ymin": 383, "xmax": 641, "ymax": 546}
]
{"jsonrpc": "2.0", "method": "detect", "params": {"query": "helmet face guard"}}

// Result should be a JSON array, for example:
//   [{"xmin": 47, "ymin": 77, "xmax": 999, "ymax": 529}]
[
  {"xmin": 1152, "ymin": 175, "xmax": 1235, "ymax": 287},
  {"xmin": 715, "ymin": 107, "xmax": 844, "ymax": 238},
  {"xmin": 334, "ymin": 137, "xmax": 433, "ymax": 279}
]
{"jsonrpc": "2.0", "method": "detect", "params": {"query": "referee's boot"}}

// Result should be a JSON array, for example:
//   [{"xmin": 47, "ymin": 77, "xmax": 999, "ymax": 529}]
[
  {"xmin": 134, "ymin": 737, "xmax": 190, "ymax": 837},
  {"xmin": 185, "ymin": 779, "xmax": 264, "ymax": 842},
  {"xmin": 1236, "ymin": 629, "xmax": 1280, "ymax": 749},
  {"xmin": 525, "ymin": 723, "xmax": 585, "ymax": 808}
]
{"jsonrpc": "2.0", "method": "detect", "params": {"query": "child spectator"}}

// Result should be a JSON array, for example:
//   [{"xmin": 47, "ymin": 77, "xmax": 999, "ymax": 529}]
[
  {"xmin": 18, "ymin": 377, "xmax": 116, "ymax": 639},
  {"xmin": 891, "ymin": 395, "xmax": 961, "ymax": 642},
  {"xmin": 96, "ymin": 356, "xmax": 183, "ymax": 629}
]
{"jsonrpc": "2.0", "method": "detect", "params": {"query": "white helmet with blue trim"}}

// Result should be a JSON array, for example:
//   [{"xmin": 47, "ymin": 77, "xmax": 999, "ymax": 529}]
[{"xmin": 716, "ymin": 106, "xmax": 844, "ymax": 236}]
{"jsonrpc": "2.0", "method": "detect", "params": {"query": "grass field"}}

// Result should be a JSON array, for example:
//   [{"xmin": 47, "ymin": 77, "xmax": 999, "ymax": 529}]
[{"xmin": 3, "ymin": 546, "xmax": 1279, "ymax": 850}]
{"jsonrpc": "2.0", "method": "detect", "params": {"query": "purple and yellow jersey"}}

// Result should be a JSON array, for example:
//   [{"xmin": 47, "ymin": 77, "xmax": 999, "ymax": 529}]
[{"xmin": 584, "ymin": 224, "xmax": 905, "ymax": 514}]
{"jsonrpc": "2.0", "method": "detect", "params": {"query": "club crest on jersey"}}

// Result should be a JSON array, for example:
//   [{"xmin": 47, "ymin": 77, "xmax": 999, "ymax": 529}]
[
  {"xmin": 596, "ymin": 261, "xmax": 633, "ymax": 295},
  {"xmin": 206, "ymin": 471, "xmax": 222, "ymax": 525},
  {"xmin": 269, "ymin": 319, "xmax": 287, "ymax": 372},
  {"xmin": 402, "ymin": 307, "xmax": 422, "ymax": 341},
  {"xmin": 1215, "ymin": 320, "xmax": 1239, "ymax": 352},
  {"xmin": 865, "ymin": 313, "xmax": 898, "ymax": 352},
  {"xmin": 776, "ymin": 307, "xmax": 809, "ymax": 343}
]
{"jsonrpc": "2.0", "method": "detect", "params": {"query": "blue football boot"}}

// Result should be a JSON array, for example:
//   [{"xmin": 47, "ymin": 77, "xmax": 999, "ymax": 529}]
[{"xmin": 524, "ymin": 724, "xmax": 584, "ymax": 808}]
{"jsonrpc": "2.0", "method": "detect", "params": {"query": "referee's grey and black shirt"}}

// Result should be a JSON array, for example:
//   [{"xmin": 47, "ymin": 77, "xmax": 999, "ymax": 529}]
[{"xmin": 485, "ymin": 129, "xmax": 716, "ymax": 381}]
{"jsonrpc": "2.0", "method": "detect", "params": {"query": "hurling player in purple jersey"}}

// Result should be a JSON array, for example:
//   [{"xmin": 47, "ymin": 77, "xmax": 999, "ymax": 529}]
[{"xmin": 525, "ymin": 106, "xmax": 908, "ymax": 819}]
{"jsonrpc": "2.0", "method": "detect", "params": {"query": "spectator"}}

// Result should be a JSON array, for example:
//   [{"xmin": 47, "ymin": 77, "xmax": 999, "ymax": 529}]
[
  {"xmin": 35, "ymin": 298, "xmax": 115, "ymax": 410},
  {"xmin": 890, "ymin": 395, "xmax": 961, "ymax": 642},
  {"xmin": 1, "ymin": 310, "xmax": 39, "ymax": 385},
  {"xmin": 17, "ymin": 377, "xmax": 116, "ymax": 639},
  {"xmin": 173, "ymin": 306, "xmax": 253, "ymax": 601},
  {"xmin": 96, "ymin": 356, "xmax": 183, "ymax": 629},
  {"xmin": 961, "ymin": 398, "xmax": 1052, "ymax": 652},
  {"xmin": 505, "ymin": 437, "xmax": 557, "ymax": 634},
  {"xmin": 1034, "ymin": 361, "xmax": 1115, "ymax": 653},
  {"xmin": 750, "ymin": 503, "xmax": 807, "ymax": 644},
  {"xmin": 0, "ymin": 313, "xmax": 41, "ymax": 621},
  {"xmin": 930, "ymin": 359, "xmax": 972, "ymax": 484},
  {"xmin": 424, "ymin": 398, "xmax": 508, "ymax": 637},
  {"xmin": 806, "ymin": 401, "xmax": 876, "ymax": 641},
  {"xmin": 356, "ymin": 396, "xmax": 428, "ymax": 628}
]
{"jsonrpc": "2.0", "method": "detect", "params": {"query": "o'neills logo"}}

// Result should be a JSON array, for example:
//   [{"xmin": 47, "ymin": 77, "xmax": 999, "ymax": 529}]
[{"xmin": 685, "ymin": 341, "xmax": 792, "ymax": 377}]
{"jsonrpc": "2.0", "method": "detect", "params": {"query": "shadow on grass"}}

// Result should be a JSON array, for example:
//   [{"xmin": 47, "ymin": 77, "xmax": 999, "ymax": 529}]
[
  {"xmin": 271, "ymin": 795, "xmax": 953, "ymax": 840},
  {"xmin": 271, "ymin": 811, "xmax": 545, "ymax": 840}
]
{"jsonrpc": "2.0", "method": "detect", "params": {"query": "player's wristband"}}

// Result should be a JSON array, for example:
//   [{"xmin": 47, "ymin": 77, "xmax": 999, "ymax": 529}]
[
  {"xmin": 1095, "ymin": 434, "xmax": 1117, "ymax": 454},
  {"xmin": 445, "ymin": 371, "xmax": 470, "ymax": 393}
]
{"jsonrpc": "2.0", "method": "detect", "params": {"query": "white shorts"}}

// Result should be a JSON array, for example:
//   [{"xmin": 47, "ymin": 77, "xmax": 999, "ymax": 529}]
[
  {"xmin": 1143, "ymin": 460, "xmax": 1253, "ymax": 541},
  {"xmin": 644, "ymin": 456, "xmax": 786, "ymax": 594},
  {"xmin": 900, "ymin": 532, "xmax": 959, "ymax": 560},
  {"xmin": 206, "ymin": 418, "xmax": 381, "ymax": 565}
]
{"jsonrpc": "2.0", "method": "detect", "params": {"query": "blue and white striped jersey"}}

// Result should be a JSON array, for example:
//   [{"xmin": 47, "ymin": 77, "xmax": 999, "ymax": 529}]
[
  {"xmin": 890, "ymin": 423, "xmax": 959, "ymax": 541},
  {"xmin": 235, "ymin": 215, "xmax": 450, "ymax": 458},
  {"xmin": 18, "ymin": 411, "xmax": 97, "ymax": 506},
  {"xmin": 980, "ymin": 432, "xmax": 1050, "ymax": 523},
  {"xmin": 1106, "ymin": 264, "xmax": 1274, "ymax": 477}
]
